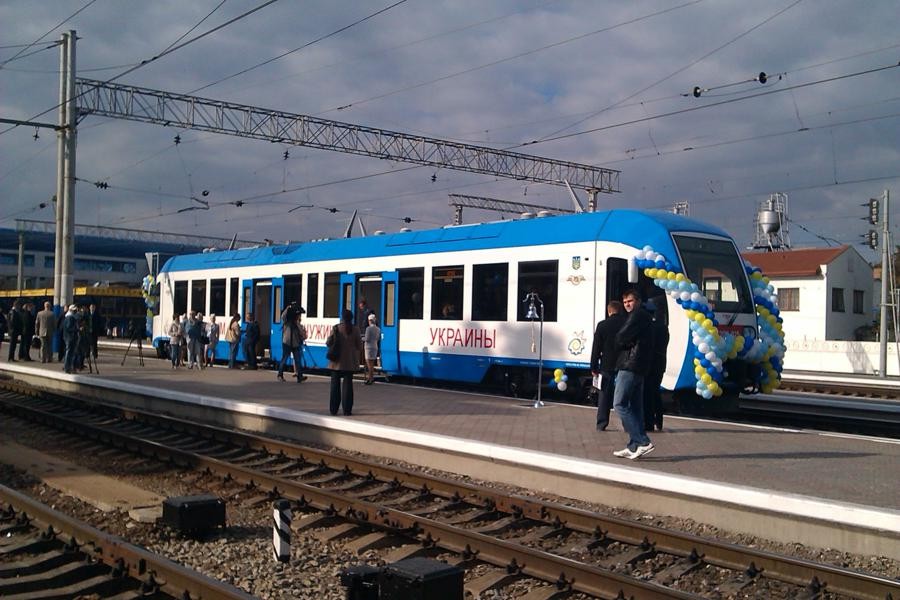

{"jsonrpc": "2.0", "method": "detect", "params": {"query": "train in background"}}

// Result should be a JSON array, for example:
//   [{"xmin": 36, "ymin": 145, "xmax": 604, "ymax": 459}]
[{"xmin": 151, "ymin": 209, "xmax": 765, "ymax": 403}]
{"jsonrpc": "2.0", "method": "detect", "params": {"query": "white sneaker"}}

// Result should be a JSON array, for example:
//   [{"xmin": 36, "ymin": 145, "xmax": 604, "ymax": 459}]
[
  {"xmin": 613, "ymin": 447, "xmax": 635, "ymax": 458},
  {"xmin": 630, "ymin": 443, "xmax": 655, "ymax": 459}
]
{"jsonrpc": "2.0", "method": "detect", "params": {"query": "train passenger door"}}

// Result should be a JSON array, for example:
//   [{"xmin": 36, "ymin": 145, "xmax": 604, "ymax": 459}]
[
  {"xmin": 379, "ymin": 271, "xmax": 399, "ymax": 373},
  {"xmin": 270, "ymin": 277, "xmax": 284, "ymax": 363},
  {"xmin": 253, "ymin": 280, "xmax": 273, "ymax": 361},
  {"xmin": 240, "ymin": 280, "xmax": 253, "ymax": 361}
]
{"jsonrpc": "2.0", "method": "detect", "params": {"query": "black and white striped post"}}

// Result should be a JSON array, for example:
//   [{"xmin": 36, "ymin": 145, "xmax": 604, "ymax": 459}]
[{"xmin": 273, "ymin": 499, "xmax": 291, "ymax": 562}]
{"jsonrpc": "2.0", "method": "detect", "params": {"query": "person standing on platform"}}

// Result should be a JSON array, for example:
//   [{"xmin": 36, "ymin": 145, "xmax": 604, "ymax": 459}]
[
  {"xmin": 62, "ymin": 304, "xmax": 79, "ymax": 374},
  {"xmin": 19, "ymin": 301, "xmax": 36, "ymax": 361},
  {"xmin": 356, "ymin": 297, "xmax": 373, "ymax": 337},
  {"xmin": 363, "ymin": 313, "xmax": 380, "ymax": 385},
  {"xmin": 0, "ymin": 305, "xmax": 7, "ymax": 357},
  {"xmin": 186, "ymin": 311, "xmax": 204, "ymax": 370},
  {"xmin": 36, "ymin": 301, "xmax": 56, "ymax": 363},
  {"xmin": 88, "ymin": 304, "xmax": 104, "ymax": 360},
  {"xmin": 612, "ymin": 289, "xmax": 655, "ymax": 460},
  {"xmin": 326, "ymin": 309, "xmax": 362, "ymax": 415},
  {"xmin": 643, "ymin": 299, "xmax": 670, "ymax": 432},
  {"xmin": 167, "ymin": 313, "xmax": 183, "ymax": 370},
  {"xmin": 226, "ymin": 313, "xmax": 241, "ymax": 368},
  {"xmin": 277, "ymin": 303, "xmax": 307, "ymax": 382},
  {"xmin": 7, "ymin": 300, "xmax": 23, "ymax": 362},
  {"xmin": 589, "ymin": 300, "xmax": 627, "ymax": 431},
  {"xmin": 205, "ymin": 314, "xmax": 220, "ymax": 367},
  {"xmin": 242, "ymin": 313, "xmax": 260, "ymax": 370}
]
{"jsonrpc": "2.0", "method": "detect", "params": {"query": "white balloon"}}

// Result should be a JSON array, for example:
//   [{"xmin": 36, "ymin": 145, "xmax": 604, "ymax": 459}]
[
  {"xmin": 557, "ymin": 381, "xmax": 567, "ymax": 392},
  {"xmin": 698, "ymin": 343, "xmax": 710, "ymax": 354},
  {"xmin": 705, "ymin": 351, "xmax": 717, "ymax": 361},
  {"xmin": 680, "ymin": 291, "xmax": 691, "ymax": 301}
]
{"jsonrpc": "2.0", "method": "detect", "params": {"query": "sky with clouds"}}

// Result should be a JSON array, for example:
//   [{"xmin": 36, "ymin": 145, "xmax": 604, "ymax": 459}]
[{"xmin": 1, "ymin": 0, "xmax": 898, "ymax": 260}]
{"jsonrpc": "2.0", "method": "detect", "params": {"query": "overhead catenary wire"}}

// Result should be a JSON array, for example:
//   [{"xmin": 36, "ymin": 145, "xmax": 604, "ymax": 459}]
[
  {"xmin": 187, "ymin": 0, "xmax": 409, "ymax": 95},
  {"xmin": 0, "ymin": 0, "xmax": 97, "ymax": 68}
]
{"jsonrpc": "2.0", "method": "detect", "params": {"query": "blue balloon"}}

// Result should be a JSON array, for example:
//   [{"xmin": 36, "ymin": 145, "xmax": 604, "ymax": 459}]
[
  {"xmin": 561, "ymin": 374, "xmax": 568, "ymax": 382},
  {"xmin": 700, "ymin": 358, "xmax": 710, "ymax": 368},
  {"xmin": 664, "ymin": 261, "xmax": 672, "ymax": 270}
]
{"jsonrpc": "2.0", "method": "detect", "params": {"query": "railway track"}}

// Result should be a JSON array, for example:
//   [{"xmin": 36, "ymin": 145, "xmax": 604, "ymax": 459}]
[
  {"xmin": 0, "ymin": 483, "xmax": 254, "ymax": 600},
  {"xmin": 1, "ymin": 382, "xmax": 897, "ymax": 599}
]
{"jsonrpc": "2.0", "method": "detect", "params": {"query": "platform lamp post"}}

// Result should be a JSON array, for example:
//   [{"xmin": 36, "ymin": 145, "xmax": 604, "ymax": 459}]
[{"xmin": 525, "ymin": 292, "xmax": 545, "ymax": 408}]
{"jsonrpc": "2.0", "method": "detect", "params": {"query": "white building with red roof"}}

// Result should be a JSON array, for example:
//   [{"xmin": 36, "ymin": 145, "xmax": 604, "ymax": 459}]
[{"xmin": 742, "ymin": 245, "xmax": 874, "ymax": 342}]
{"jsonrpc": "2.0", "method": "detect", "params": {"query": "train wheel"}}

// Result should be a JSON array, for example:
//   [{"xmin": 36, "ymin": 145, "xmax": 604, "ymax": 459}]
[{"xmin": 504, "ymin": 370, "xmax": 524, "ymax": 398}]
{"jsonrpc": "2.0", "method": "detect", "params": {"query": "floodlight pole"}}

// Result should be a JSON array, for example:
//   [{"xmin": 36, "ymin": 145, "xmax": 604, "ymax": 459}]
[{"xmin": 878, "ymin": 189, "xmax": 889, "ymax": 378}]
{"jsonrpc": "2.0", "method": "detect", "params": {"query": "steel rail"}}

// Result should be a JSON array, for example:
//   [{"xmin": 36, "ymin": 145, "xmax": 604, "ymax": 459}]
[
  {"xmin": 0, "ymin": 484, "xmax": 255, "ymax": 600},
  {"xmin": 3, "ymin": 387, "xmax": 899, "ymax": 600}
]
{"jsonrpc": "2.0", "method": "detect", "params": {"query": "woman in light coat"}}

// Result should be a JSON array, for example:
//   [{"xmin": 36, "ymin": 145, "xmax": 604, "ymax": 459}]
[
  {"xmin": 167, "ymin": 314, "xmax": 183, "ymax": 369},
  {"xmin": 326, "ymin": 309, "xmax": 363, "ymax": 416},
  {"xmin": 225, "ymin": 313, "xmax": 241, "ymax": 368},
  {"xmin": 363, "ymin": 313, "xmax": 381, "ymax": 385}
]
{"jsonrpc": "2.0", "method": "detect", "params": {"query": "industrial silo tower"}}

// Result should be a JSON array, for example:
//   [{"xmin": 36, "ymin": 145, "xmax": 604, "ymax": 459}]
[{"xmin": 751, "ymin": 193, "xmax": 791, "ymax": 251}]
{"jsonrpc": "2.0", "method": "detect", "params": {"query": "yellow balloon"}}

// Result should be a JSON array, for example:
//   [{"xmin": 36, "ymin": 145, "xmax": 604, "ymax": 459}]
[
  {"xmin": 675, "ymin": 273, "xmax": 685, "ymax": 282},
  {"xmin": 695, "ymin": 365, "xmax": 705, "ymax": 375},
  {"xmin": 667, "ymin": 272, "xmax": 676, "ymax": 280},
  {"xmin": 694, "ymin": 313, "xmax": 705, "ymax": 323},
  {"xmin": 701, "ymin": 373, "xmax": 712, "ymax": 385},
  {"xmin": 701, "ymin": 319, "xmax": 713, "ymax": 329},
  {"xmin": 553, "ymin": 368, "xmax": 563, "ymax": 378}
]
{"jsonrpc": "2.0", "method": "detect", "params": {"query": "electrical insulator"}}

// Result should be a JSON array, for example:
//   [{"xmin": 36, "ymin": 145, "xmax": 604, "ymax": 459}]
[
  {"xmin": 758, "ymin": 72, "xmax": 767, "ymax": 84},
  {"xmin": 868, "ymin": 198, "xmax": 879, "ymax": 225},
  {"xmin": 692, "ymin": 86, "xmax": 702, "ymax": 98}
]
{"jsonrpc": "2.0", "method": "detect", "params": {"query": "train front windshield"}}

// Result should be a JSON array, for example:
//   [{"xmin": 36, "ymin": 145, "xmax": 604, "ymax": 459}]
[{"xmin": 673, "ymin": 235, "xmax": 753, "ymax": 314}]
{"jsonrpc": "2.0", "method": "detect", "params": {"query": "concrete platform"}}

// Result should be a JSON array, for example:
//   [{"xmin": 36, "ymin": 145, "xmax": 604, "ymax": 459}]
[{"xmin": 2, "ymin": 352, "xmax": 898, "ymax": 559}]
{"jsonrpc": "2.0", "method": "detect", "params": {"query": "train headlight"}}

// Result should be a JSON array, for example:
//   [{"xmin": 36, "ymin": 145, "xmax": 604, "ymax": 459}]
[{"xmin": 742, "ymin": 326, "xmax": 757, "ymax": 341}]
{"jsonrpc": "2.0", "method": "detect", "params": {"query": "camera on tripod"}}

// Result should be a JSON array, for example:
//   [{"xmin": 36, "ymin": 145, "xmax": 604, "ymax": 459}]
[
  {"xmin": 127, "ymin": 317, "xmax": 145, "ymax": 341},
  {"xmin": 285, "ymin": 301, "xmax": 305, "ymax": 320}
]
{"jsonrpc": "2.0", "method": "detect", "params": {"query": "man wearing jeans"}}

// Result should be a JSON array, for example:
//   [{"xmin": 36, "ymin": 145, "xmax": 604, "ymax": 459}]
[{"xmin": 612, "ymin": 289, "xmax": 655, "ymax": 459}]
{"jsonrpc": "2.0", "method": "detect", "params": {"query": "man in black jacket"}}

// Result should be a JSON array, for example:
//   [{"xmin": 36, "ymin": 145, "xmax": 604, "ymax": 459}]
[
  {"xmin": 612, "ymin": 289, "xmax": 655, "ymax": 460},
  {"xmin": 7, "ymin": 300, "xmax": 23, "ymax": 362},
  {"xmin": 643, "ymin": 299, "xmax": 670, "ymax": 431},
  {"xmin": 589, "ymin": 300, "xmax": 626, "ymax": 431}
]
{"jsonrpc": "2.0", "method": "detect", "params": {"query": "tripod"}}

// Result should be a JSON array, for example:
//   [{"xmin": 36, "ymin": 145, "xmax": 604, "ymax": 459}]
[
  {"xmin": 85, "ymin": 347, "xmax": 99, "ymax": 374},
  {"xmin": 121, "ymin": 334, "xmax": 145, "ymax": 366}
]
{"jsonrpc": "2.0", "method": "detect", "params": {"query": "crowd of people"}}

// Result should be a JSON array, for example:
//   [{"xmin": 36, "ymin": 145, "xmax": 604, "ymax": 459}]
[
  {"xmin": 2, "ymin": 300, "xmax": 106, "ymax": 373},
  {"xmin": 5, "ymin": 289, "xmax": 672, "ymax": 460}
]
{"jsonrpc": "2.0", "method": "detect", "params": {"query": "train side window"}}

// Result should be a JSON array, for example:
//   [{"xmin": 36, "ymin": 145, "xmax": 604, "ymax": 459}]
[
  {"xmin": 174, "ymin": 280, "xmax": 187, "ymax": 316},
  {"xmin": 273, "ymin": 286, "xmax": 283, "ymax": 323},
  {"xmin": 398, "ymin": 267, "xmax": 424, "ymax": 319},
  {"xmin": 284, "ymin": 275, "xmax": 302, "ymax": 308},
  {"xmin": 229, "ymin": 278, "xmax": 239, "ymax": 317},
  {"xmin": 191, "ymin": 279, "xmax": 206, "ymax": 314},
  {"xmin": 432, "ymin": 265, "xmax": 463, "ymax": 320},
  {"xmin": 606, "ymin": 258, "xmax": 628, "ymax": 307},
  {"xmin": 307, "ymin": 273, "xmax": 319, "ymax": 317},
  {"xmin": 210, "ymin": 278, "xmax": 226, "ymax": 316},
  {"xmin": 384, "ymin": 282, "xmax": 396, "ymax": 326},
  {"xmin": 323, "ymin": 272, "xmax": 343, "ymax": 318},
  {"xmin": 472, "ymin": 263, "xmax": 508, "ymax": 321},
  {"xmin": 517, "ymin": 260, "xmax": 558, "ymax": 322}
]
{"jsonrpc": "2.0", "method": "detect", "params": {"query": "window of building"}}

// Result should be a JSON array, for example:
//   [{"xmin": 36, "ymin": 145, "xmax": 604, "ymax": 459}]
[
  {"xmin": 517, "ymin": 260, "xmax": 558, "ymax": 322},
  {"xmin": 306, "ymin": 273, "xmax": 319, "ymax": 317},
  {"xmin": 832, "ymin": 287, "xmax": 845, "ymax": 312},
  {"xmin": 174, "ymin": 280, "xmax": 188, "ymax": 316},
  {"xmin": 191, "ymin": 279, "xmax": 206, "ymax": 313},
  {"xmin": 323, "ymin": 272, "xmax": 342, "ymax": 318},
  {"xmin": 472, "ymin": 263, "xmax": 508, "ymax": 321},
  {"xmin": 210, "ymin": 278, "xmax": 226, "ymax": 316},
  {"xmin": 431, "ymin": 265, "xmax": 464, "ymax": 320},
  {"xmin": 778, "ymin": 287, "xmax": 799, "ymax": 311},
  {"xmin": 398, "ymin": 267, "xmax": 424, "ymax": 319},
  {"xmin": 1, "ymin": 253, "xmax": 34, "ymax": 266},
  {"xmin": 853, "ymin": 289, "xmax": 865, "ymax": 314}
]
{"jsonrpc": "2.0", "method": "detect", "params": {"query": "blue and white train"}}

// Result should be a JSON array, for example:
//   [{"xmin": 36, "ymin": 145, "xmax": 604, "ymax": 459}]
[{"xmin": 152, "ymin": 209, "xmax": 780, "ymax": 401}]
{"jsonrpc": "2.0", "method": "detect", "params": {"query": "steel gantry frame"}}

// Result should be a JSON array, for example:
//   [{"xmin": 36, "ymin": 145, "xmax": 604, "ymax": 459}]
[{"xmin": 74, "ymin": 78, "xmax": 620, "ymax": 194}]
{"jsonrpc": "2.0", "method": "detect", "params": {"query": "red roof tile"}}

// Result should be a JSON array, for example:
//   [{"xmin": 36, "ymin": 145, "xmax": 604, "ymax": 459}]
[{"xmin": 742, "ymin": 246, "xmax": 848, "ymax": 277}]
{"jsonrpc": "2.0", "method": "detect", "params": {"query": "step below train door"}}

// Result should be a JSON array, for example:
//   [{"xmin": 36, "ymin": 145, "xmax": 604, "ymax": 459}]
[{"xmin": 379, "ymin": 271, "xmax": 399, "ymax": 373}]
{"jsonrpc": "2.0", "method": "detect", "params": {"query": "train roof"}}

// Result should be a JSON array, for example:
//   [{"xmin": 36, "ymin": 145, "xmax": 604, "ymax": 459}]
[{"xmin": 159, "ymin": 209, "xmax": 733, "ymax": 274}]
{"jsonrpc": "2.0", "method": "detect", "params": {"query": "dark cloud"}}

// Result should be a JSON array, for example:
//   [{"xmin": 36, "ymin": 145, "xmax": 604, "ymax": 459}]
[{"xmin": 1, "ymin": 0, "xmax": 897, "ymax": 257}]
